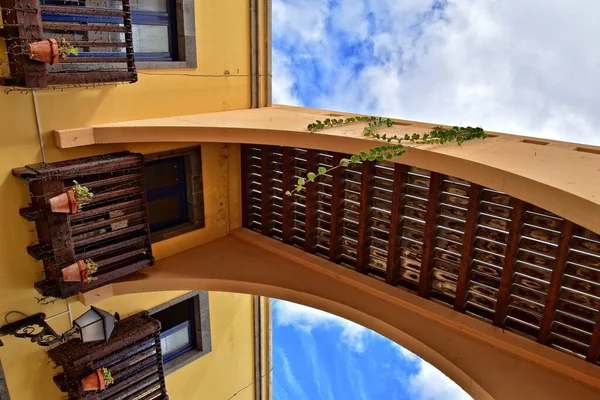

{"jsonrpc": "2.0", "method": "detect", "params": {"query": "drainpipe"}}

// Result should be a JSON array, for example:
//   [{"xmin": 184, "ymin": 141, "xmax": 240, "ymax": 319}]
[
  {"xmin": 266, "ymin": 0, "xmax": 272, "ymax": 106},
  {"xmin": 250, "ymin": 0, "xmax": 259, "ymax": 108},
  {"xmin": 254, "ymin": 295, "xmax": 263, "ymax": 400}
]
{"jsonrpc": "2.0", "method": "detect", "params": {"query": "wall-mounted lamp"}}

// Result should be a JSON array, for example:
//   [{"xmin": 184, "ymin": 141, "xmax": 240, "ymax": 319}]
[{"xmin": 0, "ymin": 307, "xmax": 119, "ymax": 347}]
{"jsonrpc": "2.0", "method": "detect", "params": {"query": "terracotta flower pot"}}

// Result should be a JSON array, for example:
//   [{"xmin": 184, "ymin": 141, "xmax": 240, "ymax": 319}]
[
  {"xmin": 61, "ymin": 260, "xmax": 86, "ymax": 282},
  {"xmin": 27, "ymin": 38, "xmax": 59, "ymax": 65},
  {"xmin": 49, "ymin": 190, "xmax": 78, "ymax": 214},
  {"xmin": 81, "ymin": 370, "xmax": 106, "ymax": 391}
]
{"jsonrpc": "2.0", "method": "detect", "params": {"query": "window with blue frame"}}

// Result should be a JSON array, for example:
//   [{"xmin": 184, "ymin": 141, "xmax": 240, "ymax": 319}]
[
  {"xmin": 147, "ymin": 292, "xmax": 212, "ymax": 375},
  {"xmin": 151, "ymin": 297, "xmax": 196, "ymax": 363},
  {"xmin": 144, "ymin": 156, "xmax": 189, "ymax": 233},
  {"xmin": 40, "ymin": 0, "xmax": 179, "ymax": 62},
  {"xmin": 143, "ymin": 147, "xmax": 205, "ymax": 242}
]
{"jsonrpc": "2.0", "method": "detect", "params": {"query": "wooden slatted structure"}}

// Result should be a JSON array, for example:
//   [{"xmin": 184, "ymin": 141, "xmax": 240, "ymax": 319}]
[
  {"xmin": 48, "ymin": 312, "xmax": 168, "ymax": 399},
  {"xmin": 0, "ymin": 0, "xmax": 137, "ymax": 88},
  {"xmin": 13, "ymin": 152, "xmax": 154, "ymax": 299},
  {"xmin": 242, "ymin": 145, "xmax": 600, "ymax": 366}
]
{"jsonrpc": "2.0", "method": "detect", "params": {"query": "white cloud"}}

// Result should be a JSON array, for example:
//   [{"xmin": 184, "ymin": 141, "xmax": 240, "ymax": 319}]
[
  {"xmin": 273, "ymin": 0, "xmax": 600, "ymax": 145},
  {"xmin": 277, "ymin": 348, "xmax": 309, "ymax": 400},
  {"xmin": 273, "ymin": 300, "xmax": 370, "ymax": 352},
  {"xmin": 408, "ymin": 359, "xmax": 472, "ymax": 400},
  {"xmin": 272, "ymin": 49, "xmax": 302, "ymax": 106}
]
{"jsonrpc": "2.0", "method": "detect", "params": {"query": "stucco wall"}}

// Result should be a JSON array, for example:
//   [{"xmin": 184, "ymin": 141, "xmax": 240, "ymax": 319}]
[{"xmin": 0, "ymin": 0, "xmax": 255, "ymax": 398}]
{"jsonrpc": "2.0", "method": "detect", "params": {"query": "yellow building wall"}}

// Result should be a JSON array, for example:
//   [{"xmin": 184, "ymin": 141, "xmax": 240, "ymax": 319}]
[{"xmin": 0, "ymin": 0, "xmax": 254, "ymax": 398}]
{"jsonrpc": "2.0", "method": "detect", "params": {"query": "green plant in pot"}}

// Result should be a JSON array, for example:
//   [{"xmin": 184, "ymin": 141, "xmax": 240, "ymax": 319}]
[
  {"xmin": 81, "ymin": 367, "xmax": 114, "ymax": 391},
  {"xmin": 58, "ymin": 38, "xmax": 79, "ymax": 60},
  {"xmin": 61, "ymin": 258, "xmax": 98, "ymax": 283},
  {"xmin": 49, "ymin": 180, "xmax": 94, "ymax": 214}
]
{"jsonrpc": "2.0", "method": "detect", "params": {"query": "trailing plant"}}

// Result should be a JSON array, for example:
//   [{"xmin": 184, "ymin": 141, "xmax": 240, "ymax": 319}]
[
  {"xmin": 72, "ymin": 180, "xmax": 93, "ymax": 208},
  {"xmin": 287, "ymin": 117, "xmax": 487, "ymax": 195},
  {"xmin": 58, "ymin": 38, "xmax": 79, "ymax": 60},
  {"xmin": 84, "ymin": 259, "xmax": 98, "ymax": 283},
  {"xmin": 101, "ymin": 368, "xmax": 114, "ymax": 386}
]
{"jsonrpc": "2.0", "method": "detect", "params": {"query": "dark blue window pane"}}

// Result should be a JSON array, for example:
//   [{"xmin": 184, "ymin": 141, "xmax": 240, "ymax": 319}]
[{"xmin": 145, "ymin": 155, "xmax": 188, "ymax": 232}]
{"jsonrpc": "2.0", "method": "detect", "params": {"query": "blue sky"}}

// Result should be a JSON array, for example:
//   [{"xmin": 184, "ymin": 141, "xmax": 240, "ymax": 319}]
[
  {"xmin": 272, "ymin": 300, "xmax": 471, "ymax": 400},
  {"xmin": 271, "ymin": 0, "xmax": 600, "ymax": 399}
]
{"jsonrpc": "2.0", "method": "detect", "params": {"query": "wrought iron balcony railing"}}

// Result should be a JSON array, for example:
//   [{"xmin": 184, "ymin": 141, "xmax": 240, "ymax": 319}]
[
  {"xmin": 49, "ymin": 312, "xmax": 168, "ymax": 400},
  {"xmin": 13, "ymin": 152, "xmax": 153, "ymax": 299},
  {"xmin": 0, "ymin": 0, "xmax": 136, "ymax": 88}
]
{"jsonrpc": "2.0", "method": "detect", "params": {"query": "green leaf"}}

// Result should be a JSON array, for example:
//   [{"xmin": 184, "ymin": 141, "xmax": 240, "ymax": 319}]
[
  {"xmin": 297, "ymin": 178, "xmax": 305, "ymax": 187},
  {"xmin": 351, "ymin": 154, "xmax": 360, "ymax": 163},
  {"xmin": 360, "ymin": 152, "xmax": 368, "ymax": 160},
  {"xmin": 307, "ymin": 173, "xmax": 316, "ymax": 182},
  {"xmin": 317, "ymin": 166, "xmax": 327, "ymax": 175}
]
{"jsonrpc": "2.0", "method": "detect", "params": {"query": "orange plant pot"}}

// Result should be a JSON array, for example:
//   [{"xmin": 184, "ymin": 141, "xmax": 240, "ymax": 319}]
[
  {"xmin": 27, "ymin": 38, "xmax": 59, "ymax": 65},
  {"xmin": 81, "ymin": 370, "xmax": 106, "ymax": 391},
  {"xmin": 49, "ymin": 190, "xmax": 78, "ymax": 214},
  {"xmin": 61, "ymin": 260, "xmax": 86, "ymax": 282}
]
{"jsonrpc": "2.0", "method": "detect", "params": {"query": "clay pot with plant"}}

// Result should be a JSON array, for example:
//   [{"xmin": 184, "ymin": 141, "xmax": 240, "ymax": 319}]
[
  {"xmin": 49, "ymin": 180, "xmax": 94, "ymax": 214},
  {"xmin": 27, "ymin": 38, "xmax": 78, "ymax": 65},
  {"xmin": 81, "ymin": 367, "xmax": 114, "ymax": 391},
  {"xmin": 61, "ymin": 259, "xmax": 98, "ymax": 283}
]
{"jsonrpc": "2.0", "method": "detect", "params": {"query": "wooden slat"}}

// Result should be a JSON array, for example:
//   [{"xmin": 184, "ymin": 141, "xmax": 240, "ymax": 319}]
[
  {"xmin": 261, "ymin": 146, "xmax": 275, "ymax": 236},
  {"xmin": 43, "ymin": 22, "xmax": 127, "ymax": 32},
  {"xmin": 538, "ymin": 220, "xmax": 573, "ymax": 344},
  {"xmin": 356, "ymin": 161, "xmax": 376, "ymax": 273},
  {"xmin": 47, "ymin": 71, "xmax": 136, "ymax": 85},
  {"xmin": 40, "ymin": 5, "xmax": 127, "ymax": 17},
  {"xmin": 89, "ymin": 186, "xmax": 141, "ymax": 203},
  {"xmin": 493, "ymin": 199, "xmax": 525, "ymax": 327},
  {"xmin": 240, "ymin": 145, "xmax": 253, "ymax": 229},
  {"xmin": 281, "ymin": 147, "xmax": 295, "ymax": 244},
  {"xmin": 454, "ymin": 184, "xmax": 481, "ymax": 311},
  {"xmin": 304, "ymin": 150, "xmax": 319, "ymax": 253},
  {"xmin": 386, "ymin": 164, "xmax": 408, "ymax": 284},
  {"xmin": 67, "ymin": 40, "xmax": 128, "ymax": 47},
  {"xmin": 61, "ymin": 56, "xmax": 129, "ymax": 63},
  {"xmin": 418, "ymin": 172, "xmax": 443, "ymax": 297},
  {"xmin": 72, "ymin": 223, "xmax": 146, "ymax": 247},
  {"xmin": 70, "ymin": 198, "xmax": 143, "ymax": 221},
  {"xmin": 587, "ymin": 311, "xmax": 600, "ymax": 362},
  {"xmin": 71, "ymin": 210, "xmax": 145, "ymax": 235},
  {"xmin": 329, "ymin": 154, "xmax": 345, "ymax": 263}
]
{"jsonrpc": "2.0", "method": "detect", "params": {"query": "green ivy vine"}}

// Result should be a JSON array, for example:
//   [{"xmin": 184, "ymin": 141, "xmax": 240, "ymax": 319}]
[{"xmin": 286, "ymin": 116, "xmax": 487, "ymax": 196}]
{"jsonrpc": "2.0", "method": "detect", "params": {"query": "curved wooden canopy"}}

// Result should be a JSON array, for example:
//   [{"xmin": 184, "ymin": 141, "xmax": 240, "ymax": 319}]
[{"xmin": 55, "ymin": 106, "xmax": 600, "ymax": 235}]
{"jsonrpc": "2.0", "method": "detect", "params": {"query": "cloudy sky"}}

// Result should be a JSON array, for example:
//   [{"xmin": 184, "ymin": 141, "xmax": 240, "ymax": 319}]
[
  {"xmin": 271, "ymin": 1, "xmax": 599, "ymax": 398},
  {"xmin": 272, "ymin": 0, "xmax": 600, "ymax": 145}
]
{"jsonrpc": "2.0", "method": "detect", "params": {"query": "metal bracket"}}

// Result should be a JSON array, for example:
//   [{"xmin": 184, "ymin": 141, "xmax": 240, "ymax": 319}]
[{"xmin": 0, "ymin": 313, "xmax": 62, "ymax": 347}]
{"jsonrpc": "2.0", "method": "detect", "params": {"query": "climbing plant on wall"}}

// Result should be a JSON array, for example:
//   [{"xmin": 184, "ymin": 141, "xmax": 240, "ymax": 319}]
[{"xmin": 286, "ymin": 116, "xmax": 488, "ymax": 196}]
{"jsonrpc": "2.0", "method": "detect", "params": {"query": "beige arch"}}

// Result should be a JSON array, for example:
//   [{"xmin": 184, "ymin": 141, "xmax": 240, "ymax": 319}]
[
  {"xmin": 86, "ymin": 230, "xmax": 600, "ymax": 400},
  {"xmin": 55, "ymin": 106, "xmax": 600, "ymax": 234}
]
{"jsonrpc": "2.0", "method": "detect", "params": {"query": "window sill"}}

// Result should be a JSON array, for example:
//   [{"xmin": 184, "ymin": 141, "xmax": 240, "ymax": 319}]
[
  {"xmin": 163, "ymin": 347, "xmax": 210, "ymax": 376},
  {"xmin": 137, "ymin": 61, "xmax": 194, "ymax": 70}
]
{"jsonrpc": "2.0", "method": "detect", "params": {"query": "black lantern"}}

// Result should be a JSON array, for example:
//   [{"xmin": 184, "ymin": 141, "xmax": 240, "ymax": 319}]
[
  {"xmin": 0, "ymin": 307, "xmax": 119, "ymax": 347},
  {"xmin": 73, "ymin": 306, "xmax": 118, "ymax": 343}
]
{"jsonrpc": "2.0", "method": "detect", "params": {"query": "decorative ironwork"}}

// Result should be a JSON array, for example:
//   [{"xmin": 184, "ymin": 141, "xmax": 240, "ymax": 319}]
[{"xmin": 0, "ymin": 313, "xmax": 62, "ymax": 347}]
